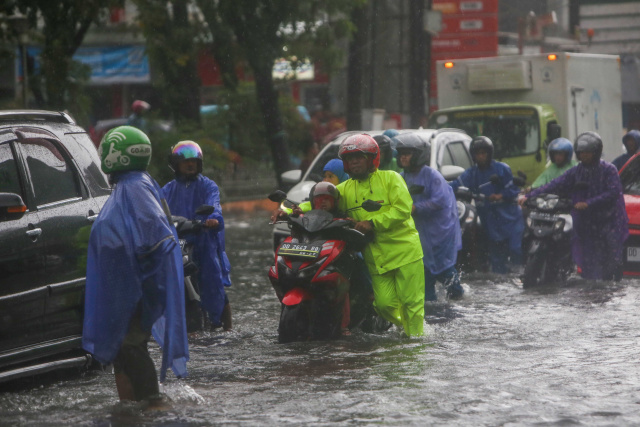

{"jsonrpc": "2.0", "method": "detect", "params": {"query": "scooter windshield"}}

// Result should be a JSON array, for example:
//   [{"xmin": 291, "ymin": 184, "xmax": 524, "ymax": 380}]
[{"xmin": 290, "ymin": 210, "xmax": 336, "ymax": 233}]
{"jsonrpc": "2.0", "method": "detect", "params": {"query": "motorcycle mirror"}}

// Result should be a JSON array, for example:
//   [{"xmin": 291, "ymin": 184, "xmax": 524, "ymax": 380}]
[
  {"xmin": 512, "ymin": 176, "xmax": 526, "ymax": 187},
  {"xmin": 268, "ymin": 190, "xmax": 287, "ymax": 203},
  {"xmin": 362, "ymin": 199, "xmax": 382, "ymax": 212},
  {"xmin": 489, "ymin": 174, "xmax": 501, "ymax": 185},
  {"xmin": 517, "ymin": 170, "xmax": 527, "ymax": 181},
  {"xmin": 408, "ymin": 184, "xmax": 425, "ymax": 195},
  {"xmin": 195, "ymin": 204, "xmax": 215, "ymax": 216}
]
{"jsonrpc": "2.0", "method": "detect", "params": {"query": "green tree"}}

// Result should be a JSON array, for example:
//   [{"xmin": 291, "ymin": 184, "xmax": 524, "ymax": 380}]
[
  {"xmin": 196, "ymin": 0, "xmax": 364, "ymax": 187},
  {"xmin": 133, "ymin": 0, "xmax": 202, "ymax": 126},
  {"xmin": 4, "ymin": 0, "xmax": 121, "ymax": 115}
]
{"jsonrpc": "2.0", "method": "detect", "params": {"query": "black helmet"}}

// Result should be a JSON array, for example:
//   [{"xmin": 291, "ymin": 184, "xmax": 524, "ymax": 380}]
[
  {"xmin": 373, "ymin": 134, "xmax": 393, "ymax": 162},
  {"xmin": 574, "ymin": 132, "xmax": 603, "ymax": 159},
  {"xmin": 470, "ymin": 136, "xmax": 494, "ymax": 161},
  {"xmin": 309, "ymin": 182, "xmax": 340, "ymax": 205},
  {"xmin": 392, "ymin": 133, "xmax": 431, "ymax": 169}
]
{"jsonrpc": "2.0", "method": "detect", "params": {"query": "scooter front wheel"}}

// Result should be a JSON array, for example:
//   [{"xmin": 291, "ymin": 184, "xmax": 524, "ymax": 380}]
[
  {"xmin": 278, "ymin": 303, "xmax": 311, "ymax": 343},
  {"xmin": 523, "ymin": 251, "xmax": 548, "ymax": 288}
]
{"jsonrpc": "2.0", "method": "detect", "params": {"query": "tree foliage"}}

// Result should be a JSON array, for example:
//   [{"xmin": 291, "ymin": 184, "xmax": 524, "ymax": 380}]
[
  {"xmin": 195, "ymin": 0, "xmax": 365, "ymax": 186},
  {"xmin": 132, "ymin": 0, "xmax": 202, "ymax": 126},
  {"xmin": 2, "ymin": 0, "xmax": 121, "ymax": 118}
]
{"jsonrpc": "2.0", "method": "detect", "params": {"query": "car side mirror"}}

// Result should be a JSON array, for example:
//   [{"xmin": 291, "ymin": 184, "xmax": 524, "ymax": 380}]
[
  {"xmin": 0, "ymin": 192, "xmax": 27, "ymax": 221},
  {"xmin": 547, "ymin": 123, "xmax": 562, "ymax": 142},
  {"xmin": 281, "ymin": 170, "xmax": 302, "ymax": 185},
  {"xmin": 440, "ymin": 165, "xmax": 465, "ymax": 181}
]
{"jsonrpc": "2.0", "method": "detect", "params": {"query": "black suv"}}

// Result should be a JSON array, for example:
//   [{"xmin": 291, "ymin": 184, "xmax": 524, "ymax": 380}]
[{"xmin": 0, "ymin": 110, "xmax": 110, "ymax": 382}]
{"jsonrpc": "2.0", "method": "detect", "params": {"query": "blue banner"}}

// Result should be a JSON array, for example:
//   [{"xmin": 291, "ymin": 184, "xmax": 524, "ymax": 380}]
[{"xmin": 23, "ymin": 45, "xmax": 150, "ymax": 85}]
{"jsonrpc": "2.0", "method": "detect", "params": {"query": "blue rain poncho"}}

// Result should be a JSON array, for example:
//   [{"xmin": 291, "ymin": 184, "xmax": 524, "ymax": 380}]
[
  {"xmin": 450, "ymin": 160, "xmax": 524, "ymax": 245},
  {"xmin": 162, "ymin": 174, "xmax": 231, "ymax": 324},
  {"xmin": 82, "ymin": 171, "xmax": 188, "ymax": 381},
  {"xmin": 403, "ymin": 165, "xmax": 462, "ymax": 275},
  {"xmin": 612, "ymin": 130, "xmax": 640, "ymax": 170}
]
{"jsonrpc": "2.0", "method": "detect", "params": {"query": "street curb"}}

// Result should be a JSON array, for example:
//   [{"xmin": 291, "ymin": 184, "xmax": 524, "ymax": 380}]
[{"xmin": 221, "ymin": 198, "xmax": 279, "ymax": 214}]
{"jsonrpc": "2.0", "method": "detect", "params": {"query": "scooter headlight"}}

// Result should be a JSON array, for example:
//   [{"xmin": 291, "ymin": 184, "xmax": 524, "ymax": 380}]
[
  {"xmin": 465, "ymin": 209, "xmax": 475, "ymax": 224},
  {"xmin": 553, "ymin": 218, "xmax": 565, "ymax": 231},
  {"xmin": 456, "ymin": 200, "xmax": 466, "ymax": 220},
  {"xmin": 535, "ymin": 196, "xmax": 559, "ymax": 210}
]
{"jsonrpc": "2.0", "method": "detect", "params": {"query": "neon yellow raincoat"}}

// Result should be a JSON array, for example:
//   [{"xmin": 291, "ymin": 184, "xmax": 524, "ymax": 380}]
[{"xmin": 337, "ymin": 170, "xmax": 425, "ymax": 336}]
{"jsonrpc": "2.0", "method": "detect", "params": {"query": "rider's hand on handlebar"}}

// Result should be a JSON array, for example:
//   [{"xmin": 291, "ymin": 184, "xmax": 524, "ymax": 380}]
[
  {"xmin": 270, "ymin": 209, "xmax": 288, "ymax": 223},
  {"xmin": 518, "ymin": 195, "xmax": 527, "ymax": 207},
  {"xmin": 574, "ymin": 201, "xmax": 588, "ymax": 210},
  {"xmin": 488, "ymin": 193, "xmax": 503, "ymax": 202},
  {"xmin": 205, "ymin": 218, "xmax": 219, "ymax": 229},
  {"xmin": 291, "ymin": 206, "xmax": 303, "ymax": 217},
  {"xmin": 354, "ymin": 220, "xmax": 373, "ymax": 234}
]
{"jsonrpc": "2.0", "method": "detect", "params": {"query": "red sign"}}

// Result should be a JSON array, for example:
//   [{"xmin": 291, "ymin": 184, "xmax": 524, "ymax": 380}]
[
  {"xmin": 431, "ymin": 34, "xmax": 498, "ymax": 54},
  {"xmin": 433, "ymin": 0, "xmax": 498, "ymax": 15},
  {"xmin": 440, "ymin": 15, "xmax": 498, "ymax": 34}
]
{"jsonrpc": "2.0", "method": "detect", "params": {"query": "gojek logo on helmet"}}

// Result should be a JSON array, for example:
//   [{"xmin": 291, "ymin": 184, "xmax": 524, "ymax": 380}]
[{"xmin": 103, "ymin": 131, "xmax": 131, "ymax": 168}]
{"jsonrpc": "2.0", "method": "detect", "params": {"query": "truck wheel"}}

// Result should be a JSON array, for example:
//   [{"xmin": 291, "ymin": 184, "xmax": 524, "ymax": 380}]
[
  {"xmin": 278, "ymin": 303, "xmax": 310, "ymax": 343},
  {"xmin": 523, "ymin": 251, "xmax": 547, "ymax": 288}
]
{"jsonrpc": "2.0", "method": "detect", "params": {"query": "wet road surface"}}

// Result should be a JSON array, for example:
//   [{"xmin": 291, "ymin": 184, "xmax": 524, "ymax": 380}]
[{"xmin": 1, "ymin": 213, "xmax": 640, "ymax": 425}]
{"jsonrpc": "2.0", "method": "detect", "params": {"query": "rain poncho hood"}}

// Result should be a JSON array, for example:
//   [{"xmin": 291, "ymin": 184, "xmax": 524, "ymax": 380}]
[
  {"xmin": 450, "ymin": 160, "xmax": 524, "ymax": 245},
  {"xmin": 323, "ymin": 158, "xmax": 349, "ymax": 183},
  {"xmin": 82, "ymin": 171, "xmax": 188, "ymax": 381},
  {"xmin": 403, "ymin": 165, "xmax": 461, "ymax": 274},
  {"xmin": 337, "ymin": 169, "xmax": 423, "ymax": 274},
  {"xmin": 162, "ymin": 174, "xmax": 231, "ymax": 324},
  {"xmin": 529, "ymin": 159, "xmax": 629, "ymax": 279},
  {"xmin": 613, "ymin": 130, "xmax": 640, "ymax": 170},
  {"xmin": 531, "ymin": 159, "xmax": 578, "ymax": 189}
]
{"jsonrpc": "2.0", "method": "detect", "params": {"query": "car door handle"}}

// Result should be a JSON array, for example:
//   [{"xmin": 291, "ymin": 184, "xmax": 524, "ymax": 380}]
[{"xmin": 26, "ymin": 228, "xmax": 42, "ymax": 238}]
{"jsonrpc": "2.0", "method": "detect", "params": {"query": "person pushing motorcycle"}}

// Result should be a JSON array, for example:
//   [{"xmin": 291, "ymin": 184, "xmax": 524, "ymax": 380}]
[
  {"xmin": 336, "ymin": 134, "xmax": 425, "ymax": 337},
  {"xmin": 162, "ymin": 141, "xmax": 233, "ymax": 332}
]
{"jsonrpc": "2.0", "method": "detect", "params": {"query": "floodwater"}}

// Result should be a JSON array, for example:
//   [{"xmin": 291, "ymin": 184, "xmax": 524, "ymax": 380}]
[{"xmin": 2, "ymin": 212, "xmax": 640, "ymax": 426}]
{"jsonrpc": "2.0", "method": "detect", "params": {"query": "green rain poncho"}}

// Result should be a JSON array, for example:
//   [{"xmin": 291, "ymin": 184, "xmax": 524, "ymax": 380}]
[{"xmin": 336, "ymin": 170, "xmax": 423, "ymax": 273}]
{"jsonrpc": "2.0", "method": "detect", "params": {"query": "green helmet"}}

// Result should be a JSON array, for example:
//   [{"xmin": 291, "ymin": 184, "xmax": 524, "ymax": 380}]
[{"xmin": 99, "ymin": 126, "xmax": 152, "ymax": 174}]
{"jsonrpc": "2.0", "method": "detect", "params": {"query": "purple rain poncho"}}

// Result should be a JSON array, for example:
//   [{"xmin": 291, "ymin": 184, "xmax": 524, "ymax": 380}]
[
  {"xmin": 528, "ymin": 159, "xmax": 629, "ymax": 279},
  {"xmin": 162, "ymin": 174, "xmax": 231, "ymax": 324},
  {"xmin": 83, "ymin": 171, "xmax": 188, "ymax": 381},
  {"xmin": 403, "ymin": 165, "xmax": 461, "ymax": 275}
]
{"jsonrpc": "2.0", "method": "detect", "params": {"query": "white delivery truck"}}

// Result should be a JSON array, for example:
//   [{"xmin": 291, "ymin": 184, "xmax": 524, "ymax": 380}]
[{"xmin": 427, "ymin": 52, "xmax": 623, "ymax": 182}]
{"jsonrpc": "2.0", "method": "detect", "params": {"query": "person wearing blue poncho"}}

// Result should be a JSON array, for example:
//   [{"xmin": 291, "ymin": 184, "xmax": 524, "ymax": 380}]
[
  {"xmin": 450, "ymin": 136, "xmax": 524, "ymax": 274},
  {"xmin": 612, "ymin": 130, "xmax": 640, "ymax": 170},
  {"xmin": 162, "ymin": 140, "xmax": 232, "ymax": 332},
  {"xmin": 394, "ymin": 133, "xmax": 464, "ymax": 301},
  {"xmin": 83, "ymin": 126, "xmax": 188, "ymax": 404}
]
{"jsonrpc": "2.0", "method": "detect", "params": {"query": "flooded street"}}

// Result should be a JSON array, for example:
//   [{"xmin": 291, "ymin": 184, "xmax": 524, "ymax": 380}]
[{"xmin": 2, "ymin": 212, "xmax": 640, "ymax": 426}]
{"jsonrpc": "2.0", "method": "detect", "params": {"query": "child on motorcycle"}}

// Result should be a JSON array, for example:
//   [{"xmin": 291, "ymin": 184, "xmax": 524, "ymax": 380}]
[{"xmin": 531, "ymin": 137, "xmax": 577, "ymax": 189}]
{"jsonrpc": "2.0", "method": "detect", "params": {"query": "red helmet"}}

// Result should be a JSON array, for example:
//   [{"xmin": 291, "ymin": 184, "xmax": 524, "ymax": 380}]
[
  {"xmin": 338, "ymin": 134, "xmax": 380, "ymax": 173},
  {"xmin": 132, "ymin": 100, "xmax": 150, "ymax": 114}
]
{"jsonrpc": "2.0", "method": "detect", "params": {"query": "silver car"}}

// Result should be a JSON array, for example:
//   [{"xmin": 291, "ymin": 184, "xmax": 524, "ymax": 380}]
[{"xmin": 272, "ymin": 129, "xmax": 473, "ymax": 250}]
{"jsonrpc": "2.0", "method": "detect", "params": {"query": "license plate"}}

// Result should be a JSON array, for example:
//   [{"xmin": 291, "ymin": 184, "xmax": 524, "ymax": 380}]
[
  {"xmin": 627, "ymin": 246, "xmax": 640, "ymax": 262},
  {"xmin": 278, "ymin": 242, "xmax": 322, "ymax": 259}
]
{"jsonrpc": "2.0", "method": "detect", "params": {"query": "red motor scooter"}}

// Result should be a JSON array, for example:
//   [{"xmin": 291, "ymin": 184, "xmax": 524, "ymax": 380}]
[{"xmin": 267, "ymin": 191, "xmax": 384, "ymax": 343}]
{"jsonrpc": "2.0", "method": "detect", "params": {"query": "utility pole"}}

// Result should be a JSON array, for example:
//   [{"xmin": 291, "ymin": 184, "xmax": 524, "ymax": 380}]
[{"xmin": 409, "ymin": 0, "xmax": 428, "ymax": 128}]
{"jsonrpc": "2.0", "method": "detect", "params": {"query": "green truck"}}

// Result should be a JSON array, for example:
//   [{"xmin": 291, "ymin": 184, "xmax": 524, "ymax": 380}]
[{"xmin": 428, "ymin": 52, "xmax": 623, "ymax": 183}]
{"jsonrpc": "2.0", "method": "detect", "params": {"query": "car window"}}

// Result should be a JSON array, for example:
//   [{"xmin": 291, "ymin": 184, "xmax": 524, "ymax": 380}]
[
  {"xmin": 20, "ymin": 138, "xmax": 81, "ymax": 206},
  {"xmin": 304, "ymin": 144, "xmax": 340, "ymax": 181},
  {"xmin": 446, "ymin": 141, "xmax": 472, "ymax": 169},
  {"xmin": 0, "ymin": 142, "xmax": 23, "ymax": 197}
]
